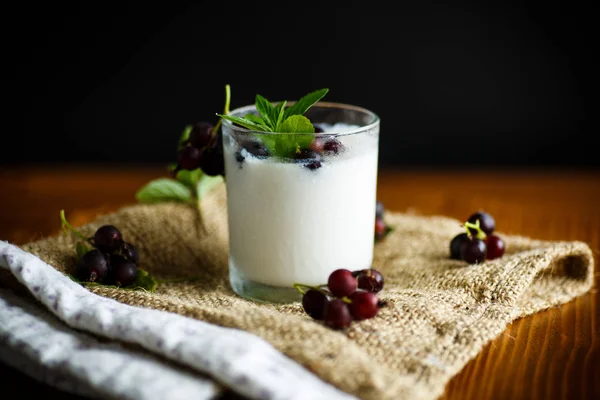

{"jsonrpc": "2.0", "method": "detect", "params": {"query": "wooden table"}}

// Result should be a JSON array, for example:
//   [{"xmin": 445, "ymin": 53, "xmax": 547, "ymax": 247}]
[{"xmin": 1, "ymin": 165, "xmax": 598, "ymax": 400}]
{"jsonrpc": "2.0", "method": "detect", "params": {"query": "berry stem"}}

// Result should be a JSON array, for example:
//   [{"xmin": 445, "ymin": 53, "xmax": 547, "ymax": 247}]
[
  {"xmin": 60, "ymin": 210, "xmax": 94, "ymax": 244},
  {"xmin": 210, "ymin": 84, "xmax": 231, "ymax": 142},
  {"xmin": 293, "ymin": 283, "xmax": 331, "ymax": 297},
  {"xmin": 464, "ymin": 220, "xmax": 486, "ymax": 240}
]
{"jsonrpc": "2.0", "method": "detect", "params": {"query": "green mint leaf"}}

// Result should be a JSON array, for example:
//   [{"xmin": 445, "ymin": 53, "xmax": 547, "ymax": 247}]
[
  {"xmin": 176, "ymin": 168, "xmax": 204, "ymax": 190},
  {"xmin": 135, "ymin": 178, "xmax": 192, "ymax": 203},
  {"xmin": 255, "ymin": 94, "xmax": 278, "ymax": 130},
  {"xmin": 196, "ymin": 174, "xmax": 224, "ymax": 199},
  {"xmin": 244, "ymin": 113, "xmax": 267, "ymax": 126},
  {"xmin": 218, "ymin": 114, "xmax": 271, "ymax": 132},
  {"xmin": 284, "ymin": 88, "xmax": 329, "ymax": 119},
  {"xmin": 274, "ymin": 100, "xmax": 287, "ymax": 131},
  {"xmin": 75, "ymin": 241, "xmax": 91, "ymax": 260},
  {"xmin": 178, "ymin": 124, "xmax": 193, "ymax": 148},
  {"xmin": 257, "ymin": 116, "xmax": 314, "ymax": 158},
  {"xmin": 258, "ymin": 135, "xmax": 293, "ymax": 158},
  {"xmin": 278, "ymin": 115, "xmax": 315, "ymax": 133}
]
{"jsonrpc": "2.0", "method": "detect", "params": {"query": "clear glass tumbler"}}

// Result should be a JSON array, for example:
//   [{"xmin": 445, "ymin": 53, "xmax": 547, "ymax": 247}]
[{"xmin": 222, "ymin": 102, "xmax": 380, "ymax": 303}]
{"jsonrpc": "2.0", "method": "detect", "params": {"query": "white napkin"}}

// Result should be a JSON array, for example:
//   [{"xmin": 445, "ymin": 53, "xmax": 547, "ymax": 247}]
[{"xmin": 0, "ymin": 241, "xmax": 358, "ymax": 400}]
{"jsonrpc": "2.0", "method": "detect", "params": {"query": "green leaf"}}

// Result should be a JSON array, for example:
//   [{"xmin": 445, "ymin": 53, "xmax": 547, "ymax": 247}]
[
  {"xmin": 255, "ymin": 94, "xmax": 278, "ymax": 130},
  {"xmin": 255, "ymin": 116, "xmax": 315, "ymax": 158},
  {"xmin": 67, "ymin": 268, "xmax": 159, "ymax": 292},
  {"xmin": 135, "ymin": 178, "xmax": 192, "ymax": 203},
  {"xmin": 130, "ymin": 269, "xmax": 159, "ymax": 292},
  {"xmin": 196, "ymin": 174, "xmax": 224, "ymax": 199},
  {"xmin": 75, "ymin": 241, "xmax": 91, "ymax": 260},
  {"xmin": 244, "ymin": 113, "xmax": 267, "ymax": 126},
  {"xmin": 274, "ymin": 100, "xmax": 287, "ymax": 131},
  {"xmin": 167, "ymin": 163, "xmax": 178, "ymax": 173},
  {"xmin": 284, "ymin": 88, "xmax": 329, "ymax": 119},
  {"xmin": 176, "ymin": 168, "xmax": 203, "ymax": 189},
  {"xmin": 278, "ymin": 115, "xmax": 315, "ymax": 133},
  {"xmin": 178, "ymin": 124, "xmax": 193, "ymax": 148},
  {"xmin": 218, "ymin": 114, "xmax": 271, "ymax": 132}
]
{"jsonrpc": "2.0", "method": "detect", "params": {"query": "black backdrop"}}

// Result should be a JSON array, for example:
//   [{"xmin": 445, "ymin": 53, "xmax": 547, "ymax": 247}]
[{"xmin": 3, "ymin": 1, "xmax": 594, "ymax": 168}]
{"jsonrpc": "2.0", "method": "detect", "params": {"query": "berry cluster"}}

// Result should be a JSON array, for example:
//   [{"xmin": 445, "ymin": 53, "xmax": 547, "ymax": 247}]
[
  {"xmin": 375, "ymin": 200, "xmax": 392, "ymax": 241},
  {"xmin": 76, "ymin": 225, "xmax": 140, "ymax": 287},
  {"xmin": 176, "ymin": 121, "xmax": 225, "ymax": 176},
  {"xmin": 235, "ymin": 125, "xmax": 344, "ymax": 171},
  {"xmin": 298, "ymin": 126, "xmax": 344, "ymax": 170},
  {"xmin": 449, "ymin": 210, "xmax": 506, "ymax": 264},
  {"xmin": 295, "ymin": 268, "xmax": 385, "ymax": 330}
]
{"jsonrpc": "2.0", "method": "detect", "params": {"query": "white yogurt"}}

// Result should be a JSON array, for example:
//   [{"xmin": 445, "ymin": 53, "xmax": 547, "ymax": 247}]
[{"xmin": 224, "ymin": 124, "xmax": 379, "ymax": 287}]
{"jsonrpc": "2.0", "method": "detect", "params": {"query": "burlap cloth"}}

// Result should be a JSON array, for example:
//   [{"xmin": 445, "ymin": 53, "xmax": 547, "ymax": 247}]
[{"xmin": 3, "ymin": 184, "xmax": 594, "ymax": 400}]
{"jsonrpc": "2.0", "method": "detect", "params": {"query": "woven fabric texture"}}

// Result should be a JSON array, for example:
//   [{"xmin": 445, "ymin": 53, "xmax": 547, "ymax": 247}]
[{"xmin": 8, "ymin": 184, "xmax": 594, "ymax": 400}]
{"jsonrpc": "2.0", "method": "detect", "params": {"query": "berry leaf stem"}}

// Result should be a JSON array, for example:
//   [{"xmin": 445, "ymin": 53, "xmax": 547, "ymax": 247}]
[
  {"xmin": 464, "ymin": 220, "xmax": 486, "ymax": 240},
  {"xmin": 293, "ymin": 283, "xmax": 331, "ymax": 297},
  {"xmin": 60, "ymin": 210, "xmax": 94, "ymax": 244},
  {"xmin": 210, "ymin": 84, "xmax": 231, "ymax": 141}
]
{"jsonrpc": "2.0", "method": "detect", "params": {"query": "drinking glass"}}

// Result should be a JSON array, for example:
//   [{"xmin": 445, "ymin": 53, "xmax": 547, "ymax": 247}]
[{"xmin": 222, "ymin": 102, "xmax": 380, "ymax": 303}]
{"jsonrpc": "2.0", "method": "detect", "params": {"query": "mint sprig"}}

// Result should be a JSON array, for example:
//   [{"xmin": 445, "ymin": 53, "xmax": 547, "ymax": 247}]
[
  {"xmin": 284, "ymin": 88, "xmax": 329, "ymax": 119},
  {"xmin": 135, "ymin": 172, "xmax": 223, "ymax": 205},
  {"xmin": 135, "ymin": 178, "xmax": 193, "ymax": 204},
  {"xmin": 217, "ymin": 88, "xmax": 329, "ymax": 157}
]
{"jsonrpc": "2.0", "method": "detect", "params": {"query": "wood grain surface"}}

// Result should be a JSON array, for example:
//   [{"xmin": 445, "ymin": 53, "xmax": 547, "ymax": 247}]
[{"xmin": 0, "ymin": 165, "xmax": 598, "ymax": 400}]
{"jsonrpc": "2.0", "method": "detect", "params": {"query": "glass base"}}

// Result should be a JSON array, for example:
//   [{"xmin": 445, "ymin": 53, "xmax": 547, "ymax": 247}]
[{"xmin": 229, "ymin": 261, "xmax": 302, "ymax": 304}]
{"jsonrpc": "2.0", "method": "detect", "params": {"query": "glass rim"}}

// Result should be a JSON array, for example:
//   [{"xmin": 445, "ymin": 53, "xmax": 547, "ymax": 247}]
[{"xmin": 222, "ymin": 101, "xmax": 380, "ymax": 136}]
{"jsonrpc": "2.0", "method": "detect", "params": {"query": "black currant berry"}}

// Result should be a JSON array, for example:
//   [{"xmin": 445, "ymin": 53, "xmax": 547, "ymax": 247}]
[
  {"xmin": 235, "ymin": 151, "xmax": 245, "ymax": 164},
  {"xmin": 327, "ymin": 269, "xmax": 357, "ymax": 298},
  {"xmin": 295, "ymin": 149, "xmax": 322, "ymax": 170},
  {"xmin": 305, "ymin": 160, "xmax": 322, "ymax": 170},
  {"xmin": 121, "ymin": 242, "xmax": 139, "ymax": 264},
  {"xmin": 111, "ymin": 256, "xmax": 138, "ymax": 287},
  {"xmin": 93, "ymin": 225, "xmax": 123, "ymax": 254},
  {"xmin": 486, "ymin": 235, "xmax": 505, "ymax": 259},
  {"xmin": 76, "ymin": 249, "xmax": 109, "ymax": 282},
  {"xmin": 302, "ymin": 289, "xmax": 329, "ymax": 320},
  {"xmin": 323, "ymin": 139, "xmax": 343, "ymax": 155},
  {"xmin": 310, "ymin": 138, "xmax": 325, "ymax": 153},
  {"xmin": 295, "ymin": 149, "xmax": 320, "ymax": 160},
  {"xmin": 375, "ymin": 218, "xmax": 387, "ymax": 241},
  {"xmin": 200, "ymin": 143, "xmax": 225, "ymax": 176},
  {"xmin": 450, "ymin": 232, "xmax": 470, "ymax": 260},
  {"xmin": 241, "ymin": 140, "xmax": 269, "ymax": 157},
  {"xmin": 461, "ymin": 238, "xmax": 487, "ymax": 264},
  {"xmin": 356, "ymin": 268, "xmax": 385, "ymax": 293},
  {"xmin": 189, "ymin": 122, "xmax": 214, "ymax": 149},
  {"xmin": 348, "ymin": 291, "xmax": 379, "ymax": 320},
  {"xmin": 177, "ymin": 146, "xmax": 202, "ymax": 171},
  {"xmin": 324, "ymin": 299, "xmax": 352, "ymax": 329},
  {"xmin": 467, "ymin": 211, "xmax": 496, "ymax": 235}
]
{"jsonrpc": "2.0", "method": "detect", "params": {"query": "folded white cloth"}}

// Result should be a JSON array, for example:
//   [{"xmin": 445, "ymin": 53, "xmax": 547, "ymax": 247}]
[
  {"xmin": 0, "ymin": 241, "xmax": 358, "ymax": 400},
  {"xmin": 0, "ymin": 288, "xmax": 222, "ymax": 399}
]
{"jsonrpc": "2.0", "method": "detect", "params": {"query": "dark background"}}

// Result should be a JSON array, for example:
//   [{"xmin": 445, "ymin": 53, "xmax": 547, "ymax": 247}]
[{"xmin": 2, "ymin": 1, "xmax": 594, "ymax": 169}]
